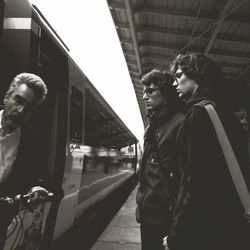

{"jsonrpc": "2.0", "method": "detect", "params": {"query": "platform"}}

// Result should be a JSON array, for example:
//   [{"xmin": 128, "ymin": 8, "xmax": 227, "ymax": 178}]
[{"xmin": 91, "ymin": 186, "xmax": 141, "ymax": 250}]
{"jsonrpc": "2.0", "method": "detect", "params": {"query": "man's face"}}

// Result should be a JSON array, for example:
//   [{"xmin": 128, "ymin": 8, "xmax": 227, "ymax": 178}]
[
  {"xmin": 173, "ymin": 68, "xmax": 198, "ymax": 100},
  {"xmin": 3, "ymin": 83, "xmax": 38, "ymax": 129},
  {"xmin": 143, "ymin": 83, "xmax": 166, "ymax": 112}
]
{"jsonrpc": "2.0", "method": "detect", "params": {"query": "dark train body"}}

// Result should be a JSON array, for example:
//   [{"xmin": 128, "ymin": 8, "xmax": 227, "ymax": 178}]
[{"xmin": 0, "ymin": 0, "xmax": 138, "ymax": 248}]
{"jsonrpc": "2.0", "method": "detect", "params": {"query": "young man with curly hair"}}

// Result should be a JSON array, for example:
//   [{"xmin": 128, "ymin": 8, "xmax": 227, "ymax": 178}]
[{"xmin": 163, "ymin": 54, "xmax": 250, "ymax": 250}]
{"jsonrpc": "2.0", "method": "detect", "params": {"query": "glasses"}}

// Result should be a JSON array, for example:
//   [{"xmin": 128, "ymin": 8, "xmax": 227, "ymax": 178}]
[
  {"xmin": 173, "ymin": 71, "xmax": 183, "ymax": 79},
  {"xmin": 143, "ymin": 87, "xmax": 160, "ymax": 96}
]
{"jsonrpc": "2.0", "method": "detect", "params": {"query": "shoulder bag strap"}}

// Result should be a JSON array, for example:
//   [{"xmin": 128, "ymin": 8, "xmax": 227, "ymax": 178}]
[{"xmin": 204, "ymin": 104, "xmax": 250, "ymax": 221}]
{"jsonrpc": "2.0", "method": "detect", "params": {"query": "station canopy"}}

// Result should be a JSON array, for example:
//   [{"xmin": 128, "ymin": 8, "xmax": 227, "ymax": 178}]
[{"xmin": 107, "ymin": 0, "xmax": 250, "ymax": 127}]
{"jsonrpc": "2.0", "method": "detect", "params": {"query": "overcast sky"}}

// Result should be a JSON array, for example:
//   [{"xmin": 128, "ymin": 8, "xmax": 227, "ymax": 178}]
[{"xmin": 30, "ymin": 0, "xmax": 145, "ymax": 146}]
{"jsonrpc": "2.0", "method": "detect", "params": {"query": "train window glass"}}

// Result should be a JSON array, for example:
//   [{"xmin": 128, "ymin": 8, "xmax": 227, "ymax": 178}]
[{"xmin": 70, "ymin": 86, "xmax": 83, "ymax": 142}]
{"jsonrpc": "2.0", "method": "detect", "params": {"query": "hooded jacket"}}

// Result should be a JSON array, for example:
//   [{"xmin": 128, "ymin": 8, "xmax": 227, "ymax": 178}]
[{"xmin": 167, "ymin": 86, "xmax": 250, "ymax": 250}]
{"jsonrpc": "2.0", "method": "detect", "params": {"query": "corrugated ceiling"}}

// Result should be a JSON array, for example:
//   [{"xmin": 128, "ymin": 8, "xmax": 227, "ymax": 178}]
[{"xmin": 107, "ymin": 0, "xmax": 250, "ymax": 127}]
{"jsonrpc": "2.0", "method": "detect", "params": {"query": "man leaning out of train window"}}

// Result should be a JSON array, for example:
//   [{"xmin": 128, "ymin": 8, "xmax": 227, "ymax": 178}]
[{"xmin": 0, "ymin": 73, "xmax": 52, "ymax": 249}]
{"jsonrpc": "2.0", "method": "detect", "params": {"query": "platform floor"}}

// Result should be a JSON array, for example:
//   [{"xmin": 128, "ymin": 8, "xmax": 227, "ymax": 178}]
[{"xmin": 91, "ymin": 186, "xmax": 141, "ymax": 250}]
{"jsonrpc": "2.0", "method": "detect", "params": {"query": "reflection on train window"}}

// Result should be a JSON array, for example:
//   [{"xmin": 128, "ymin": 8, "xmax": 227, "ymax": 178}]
[
  {"xmin": 77, "ymin": 145, "xmax": 136, "ymax": 204},
  {"xmin": 70, "ymin": 86, "xmax": 83, "ymax": 142}
]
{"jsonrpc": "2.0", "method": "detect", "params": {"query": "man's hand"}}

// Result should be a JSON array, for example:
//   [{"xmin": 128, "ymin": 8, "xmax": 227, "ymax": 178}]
[
  {"xmin": 163, "ymin": 236, "xmax": 170, "ymax": 250},
  {"xmin": 28, "ymin": 186, "xmax": 49, "ymax": 205},
  {"xmin": 245, "ymin": 209, "xmax": 250, "ymax": 223}
]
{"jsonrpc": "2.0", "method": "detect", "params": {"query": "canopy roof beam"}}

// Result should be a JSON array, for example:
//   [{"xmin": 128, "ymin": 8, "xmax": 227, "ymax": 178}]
[
  {"xmin": 205, "ymin": 0, "xmax": 235, "ymax": 55},
  {"xmin": 133, "ymin": 5, "xmax": 250, "ymax": 25},
  {"xmin": 139, "ymin": 41, "xmax": 250, "ymax": 60},
  {"xmin": 135, "ymin": 26, "xmax": 250, "ymax": 44},
  {"xmin": 123, "ymin": 0, "xmax": 142, "ymax": 74}
]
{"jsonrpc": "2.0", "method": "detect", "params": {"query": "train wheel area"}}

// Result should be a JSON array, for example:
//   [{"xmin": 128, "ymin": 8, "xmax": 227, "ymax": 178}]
[{"xmin": 49, "ymin": 174, "xmax": 138, "ymax": 250}]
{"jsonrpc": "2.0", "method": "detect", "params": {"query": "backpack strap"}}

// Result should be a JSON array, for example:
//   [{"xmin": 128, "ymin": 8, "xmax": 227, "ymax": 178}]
[
  {"xmin": 204, "ymin": 104, "xmax": 250, "ymax": 222},
  {"xmin": 194, "ymin": 100, "xmax": 216, "ymax": 108}
]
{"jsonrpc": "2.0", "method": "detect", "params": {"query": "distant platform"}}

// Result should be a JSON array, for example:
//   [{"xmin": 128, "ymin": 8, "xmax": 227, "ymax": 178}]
[{"xmin": 91, "ymin": 185, "xmax": 141, "ymax": 250}]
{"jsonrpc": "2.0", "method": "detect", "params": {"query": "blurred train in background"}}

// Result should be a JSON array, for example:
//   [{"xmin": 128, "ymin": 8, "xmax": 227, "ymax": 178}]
[{"xmin": 0, "ymin": 0, "xmax": 141, "ymax": 249}]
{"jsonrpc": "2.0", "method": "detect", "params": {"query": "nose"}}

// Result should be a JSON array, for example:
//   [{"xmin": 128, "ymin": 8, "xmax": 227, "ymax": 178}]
[
  {"xmin": 173, "ymin": 79, "xmax": 178, "ymax": 86},
  {"xmin": 142, "ymin": 92, "xmax": 148, "ymax": 100}
]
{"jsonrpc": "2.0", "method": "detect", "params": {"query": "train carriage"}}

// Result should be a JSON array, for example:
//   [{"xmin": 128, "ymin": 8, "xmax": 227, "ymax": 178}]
[{"xmin": 0, "ymin": 0, "xmax": 138, "ymax": 248}]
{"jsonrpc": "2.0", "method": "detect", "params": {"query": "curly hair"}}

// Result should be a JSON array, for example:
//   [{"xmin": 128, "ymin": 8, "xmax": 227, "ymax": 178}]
[
  {"xmin": 4, "ymin": 72, "xmax": 47, "ymax": 105},
  {"xmin": 170, "ymin": 53, "xmax": 223, "ymax": 87},
  {"xmin": 141, "ymin": 69, "xmax": 179, "ymax": 104}
]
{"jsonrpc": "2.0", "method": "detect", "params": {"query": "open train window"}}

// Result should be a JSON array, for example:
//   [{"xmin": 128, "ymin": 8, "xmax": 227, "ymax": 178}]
[{"xmin": 70, "ymin": 86, "xmax": 83, "ymax": 142}]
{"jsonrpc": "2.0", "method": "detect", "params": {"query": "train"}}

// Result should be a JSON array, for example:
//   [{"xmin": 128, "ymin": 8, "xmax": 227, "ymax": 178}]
[{"xmin": 0, "ymin": 0, "xmax": 139, "ymax": 249}]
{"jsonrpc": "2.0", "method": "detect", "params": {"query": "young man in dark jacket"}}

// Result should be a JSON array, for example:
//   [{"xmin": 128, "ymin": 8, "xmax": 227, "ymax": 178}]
[
  {"xmin": 163, "ymin": 54, "xmax": 250, "ymax": 250},
  {"xmin": 136, "ymin": 69, "xmax": 185, "ymax": 250}
]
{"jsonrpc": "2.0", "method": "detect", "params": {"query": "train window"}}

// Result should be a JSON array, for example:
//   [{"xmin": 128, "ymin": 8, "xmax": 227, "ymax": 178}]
[{"xmin": 70, "ymin": 86, "xmax": 83, "ymax": 142}]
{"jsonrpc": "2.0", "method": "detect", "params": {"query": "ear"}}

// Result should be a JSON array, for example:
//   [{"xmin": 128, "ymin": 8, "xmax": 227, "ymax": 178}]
[
  {"xmin": 3, "ymin": 96, "xmax": 8, "ymax": 105},
  {"xmin": 3, "ymin": 91, "xmax": 12, "ymax": 105}
]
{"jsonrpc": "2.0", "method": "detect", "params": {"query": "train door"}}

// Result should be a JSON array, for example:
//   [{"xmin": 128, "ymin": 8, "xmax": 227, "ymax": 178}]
[
  {"xmin": 33, "ymin": 33, "xmax": 69, "ymax": 249},
  {"xmin": 52, "ymin": 61, "xmax": 86, "ymax": 241},
  {"xmin": 2, "ymin": 8, "xmax": 69, "ymax": 250},
  {"xmin": 0, "ymin": 1, "xmax": 77, "ymax": 248}
]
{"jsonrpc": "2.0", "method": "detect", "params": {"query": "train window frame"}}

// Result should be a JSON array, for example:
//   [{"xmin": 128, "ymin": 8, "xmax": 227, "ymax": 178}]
[{"xmin": 70, "ymin": 86, "xmax": 83, "ymax": 142}]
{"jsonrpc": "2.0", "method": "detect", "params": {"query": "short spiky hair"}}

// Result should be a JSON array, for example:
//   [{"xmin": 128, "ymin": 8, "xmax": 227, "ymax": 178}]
[
  {"xmin": 170, "ymin": 53, "xmax": 223, "ymax": 87},
  {"xmin": 141, "ymin": 69, "xmax": 179, "ymax": 104},
  {"xmin": 4, "ymin": 73, "xmax": 47, "ymax": 104}
]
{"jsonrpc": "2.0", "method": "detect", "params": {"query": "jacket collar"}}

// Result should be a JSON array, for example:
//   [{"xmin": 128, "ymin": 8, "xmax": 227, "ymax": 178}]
[
  {"xmin": 187, "ymin": 85, "xmax": 216, "ymax": 108},
  {"xmin": 145, "ymin": 105, "xmax": 177, "ymax": 144},
  {"xmin": 149, "ymin": 105, "xmax": 177, "ymax": 125}
]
